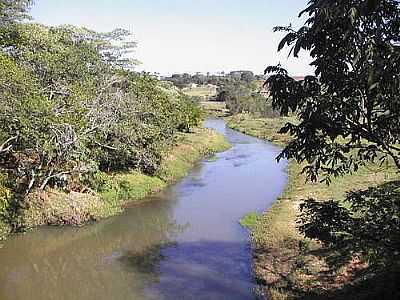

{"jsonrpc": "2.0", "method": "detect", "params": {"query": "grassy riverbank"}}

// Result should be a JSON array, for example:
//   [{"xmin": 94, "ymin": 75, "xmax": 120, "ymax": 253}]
[
  {"xmin": 0, "ymin": 127, "xmax": 230, "ymax": 240},
  {"xmin": 227, "ymin": 114, "xmax": 399, "ymax": 300}
]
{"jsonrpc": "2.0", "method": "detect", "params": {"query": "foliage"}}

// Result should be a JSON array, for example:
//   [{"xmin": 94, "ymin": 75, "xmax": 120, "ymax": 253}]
[
  {"xmin": 227, "ymin": 115, "xmax": 400, "ymax": 300},
  {"xmin": 0, "ymin": 0, "xmax": 32, "ymax": 51},
  {"xmin": 90, "ymin": 73, "xmax": 202, "ymax": 174},
  {"xmin": 264, "ymin": 0, "xmax": 400, "ymax": 297},
  {"xmin": 0, "ymin": 173, "xmax": 11, "ymax": 214},
  {"xmin": 17, "ymin": 127, "xmax": 229, "ymax": 229},
  {"xmin": 0, "ymin": 2, "xmax": 203, "ymax": 218},
  {"xmin": 0, "ymin": 52, "xmax": 55, "ymax": 193},
  {"xmin": 299, "ymin": 181, "xmax": 400, "ymax": 267},
  {"xmin": 164, "ymin": 70, "xmax": 263, "ymax": 89},
  {"xmin": 0, "ymin": 0, "xmax": 32, "ymax": 25},
  {"xmin": 218, "ymin": 81, "xmax": 278, "ymax": 117},
  {"xmin": 266, "ymin": 0, "xmax": 400, "ymax": 182}
]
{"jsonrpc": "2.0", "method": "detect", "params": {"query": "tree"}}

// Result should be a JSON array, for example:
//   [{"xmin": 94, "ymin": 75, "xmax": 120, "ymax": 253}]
[
  {"xmin": 266, "ymin": 0, "xmax": 400, "ymax": 183},
  {"xmin": 265, "ymin": 0, "xmax": 400, "ymax": 290},
  {"xmin": 299, "ymin": 181, "xmax": 400, "ymax": 268},
  {"xmin": 0, "ymin": 21, "xmax": 202, "ymax": 194},
  {"xmin": 217, "ymin": 80, "xmax": 277, "ymax": 117},
  {"xmin": 240, "ymin": 71, "xmax": 254, "ymax": 83},
  {"xmin": 0, "ymin": 23, "xmax": 106, "ymax": 194},
  {"xmin": 0, "ymin": 53, "xmax": 55, "ymax": 194},
  {"xmin": 0, "ymin": 0, "xmax": 33, "ymax": 47},
  {"xmin": 0, "ymin": 0, "xmax": 32, "ymax": 25}
]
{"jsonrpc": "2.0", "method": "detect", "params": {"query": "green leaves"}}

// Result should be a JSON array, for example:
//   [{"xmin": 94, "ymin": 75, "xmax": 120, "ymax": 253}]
[
  {"xmin": 266, "ymin": 0, "xmax": 400, "ymax": 181},
  {"xmin": 218, "ymin": 80, "xmax": 277, "ymax": 117},
  {"xmin": 299, "ymin": 180, "xmax": 400, "ymax": 264},
  {"xmin": 277, "ymin": 32, "xmax": 297, "ymax": 52},
  {"xmin": 0, "ymin": 0, "xmax": 32, "ymax": 25},
  {"xmin": 349, "ymin": 7, "xmax": 359, "ymax": 25},
  {"xmin": 267, "ymin": 0, "xmax": 400, "ymax": 283}
]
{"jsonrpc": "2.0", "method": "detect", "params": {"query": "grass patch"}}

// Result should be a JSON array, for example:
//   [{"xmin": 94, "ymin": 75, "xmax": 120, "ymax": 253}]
[
  {"xmin": 100, "ymin": 171, "xmax": 166, "ymax": 206},
  {"xmin": 226, "ymin": 113, "xmax": 294, "ymax": 147},
  {"xmin": 227, "ymin": 113, "xmax": 399, "ymax": 300},
  {"xmin": 239, "ymin": 212, "xmax": 259, "ymax": 229},
  {"xmin": 21, "ymin": 190, "xmax": 106, "ymax": 228}
]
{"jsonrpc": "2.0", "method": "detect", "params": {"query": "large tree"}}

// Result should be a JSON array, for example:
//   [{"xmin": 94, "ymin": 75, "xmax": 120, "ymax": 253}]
[
  {"xmin": 266, "ymin": 0, "xmax": 400, "ymax": 183},
  {"xmin": 265, "ymin": 0, "xmax": 400, "ymax": 282}
]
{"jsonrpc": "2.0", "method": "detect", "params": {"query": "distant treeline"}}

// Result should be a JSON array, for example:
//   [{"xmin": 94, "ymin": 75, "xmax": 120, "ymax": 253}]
[
  {"xmin": 163, "ymin": 71, "xmax": 279, "ymax": 118},
  {"xmin": 163, "ymin": 71, "xmax": 265, "ymax": 88}
]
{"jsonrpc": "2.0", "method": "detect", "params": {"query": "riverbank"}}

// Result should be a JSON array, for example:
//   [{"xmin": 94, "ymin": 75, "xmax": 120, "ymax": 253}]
[
  {"xmin": 0, "ymin": 127, "xmax": 230, "ymax": 240},
  {"xmin": 227, "ymin": 113, "xmax": 399, "ymax": 300},
  {"xmin": 200, "ymin": 101, "xmax": 230, "ymax": 118}
]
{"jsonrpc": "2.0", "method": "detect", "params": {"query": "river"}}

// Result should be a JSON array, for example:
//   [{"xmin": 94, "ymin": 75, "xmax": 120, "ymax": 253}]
[{"xmin": 0, "ymin": 118, "xmax": 287, "ymax": 300}]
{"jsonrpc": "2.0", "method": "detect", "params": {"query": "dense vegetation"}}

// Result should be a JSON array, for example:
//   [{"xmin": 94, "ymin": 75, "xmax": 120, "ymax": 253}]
[
  {"xmin": 259, "ymin": 0, "xmax": 400, "ymax": 299},
  {"xmin": 0, "ymin": 1, "xmax": 203, "ymax": 234}
]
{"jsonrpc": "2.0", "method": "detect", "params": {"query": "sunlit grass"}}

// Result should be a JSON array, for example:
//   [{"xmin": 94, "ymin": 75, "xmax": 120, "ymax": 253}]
[
  {"xmin": 239, "ymin": 212, "xmax": 259, "ymax": 229},
  {"xmin": 157, "ymin": 127, "xmax": 230, "ymax": 182},
  {"xmin": 100, "ymin": 171, "xmax": 166, "ymax": 206},
  {"xmin": 226, "ymin": 113, "xmax": 294, "ymax": 147}
]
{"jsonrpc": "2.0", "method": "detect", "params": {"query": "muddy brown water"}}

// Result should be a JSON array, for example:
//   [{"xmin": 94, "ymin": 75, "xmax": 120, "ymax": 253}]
[{"xmin": 0, "ymin": 119, "xmax": 287, "ymax": 300}]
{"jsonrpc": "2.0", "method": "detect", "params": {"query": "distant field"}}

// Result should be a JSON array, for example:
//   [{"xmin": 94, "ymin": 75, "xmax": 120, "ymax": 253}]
[{"xmin": 182, "ymin": 85, "xmax": 217, "ymax": 99}]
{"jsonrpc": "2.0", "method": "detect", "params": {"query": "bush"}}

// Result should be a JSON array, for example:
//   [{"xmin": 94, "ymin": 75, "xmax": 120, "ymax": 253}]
[{"xmin": 299, "ymin": 180, "xmax": 400, "ymax": 269}]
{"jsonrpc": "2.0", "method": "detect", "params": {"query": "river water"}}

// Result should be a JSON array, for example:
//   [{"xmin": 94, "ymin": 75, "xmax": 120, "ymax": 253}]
[{"xmin": 0, "ymin": 119, "xmax": 287, "ymax": 300}]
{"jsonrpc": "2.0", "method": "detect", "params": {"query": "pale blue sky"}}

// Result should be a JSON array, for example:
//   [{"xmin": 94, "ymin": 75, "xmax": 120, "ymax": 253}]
[{"xmin": 31, "ymin": 0, "xmax": 314, "ymax": 76}]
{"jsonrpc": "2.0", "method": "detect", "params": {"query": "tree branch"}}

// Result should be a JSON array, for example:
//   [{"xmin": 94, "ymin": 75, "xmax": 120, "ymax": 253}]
[{"xmin": 0, "ymin": 136, "xmax": 18, "ymax": 154}]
